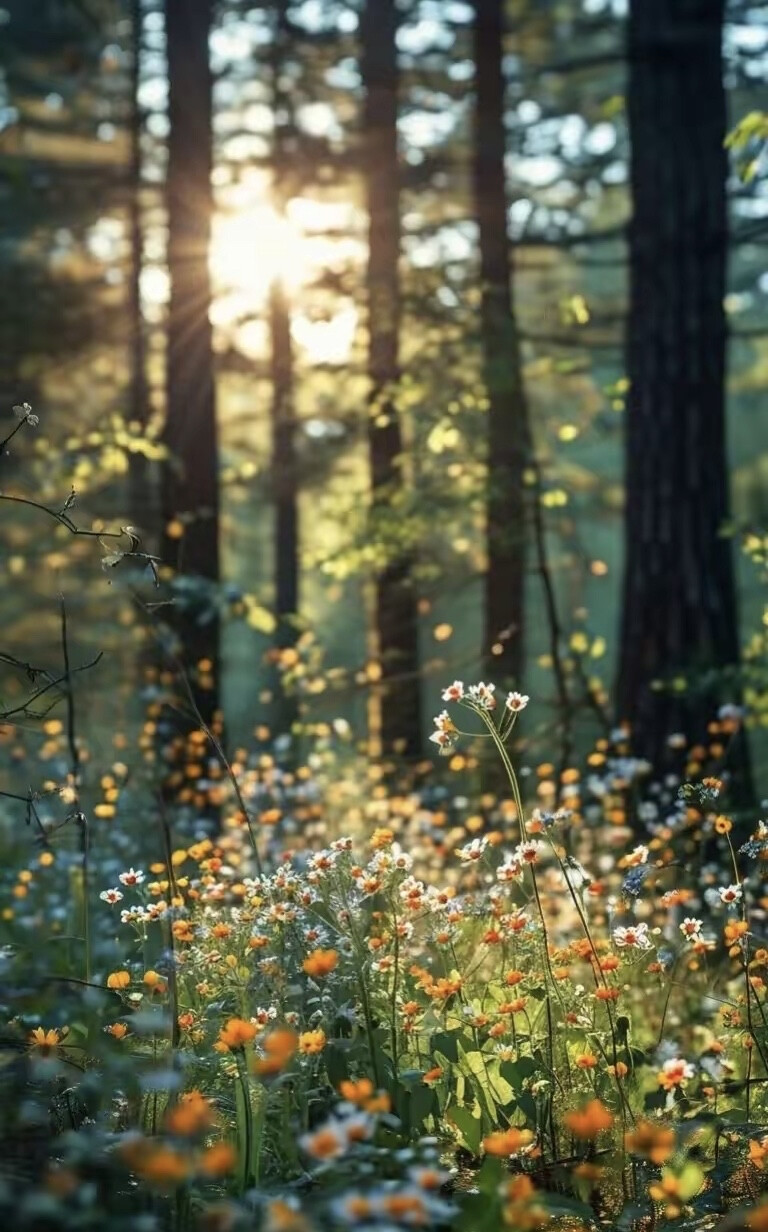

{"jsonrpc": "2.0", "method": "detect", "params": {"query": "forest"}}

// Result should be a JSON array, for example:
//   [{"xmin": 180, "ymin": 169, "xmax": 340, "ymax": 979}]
[{"xmin": 1, "ymin": 0, "xmax": 768, "ymax": 1229}]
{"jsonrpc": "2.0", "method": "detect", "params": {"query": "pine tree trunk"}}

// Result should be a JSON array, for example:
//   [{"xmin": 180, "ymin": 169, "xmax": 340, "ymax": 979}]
[
  {"xmin": 472, "ymin": 0, "xmax": 528, "ymax": 686},
  {"xmin": 162, "ymin": 0, "xmax": 220, "ymax": 726},
  {"xmin": 618, "ymin": 0, "xmax": 745, "ymax": 776},
  {"xmin": 361, "ymin": 0, "xmax": 422, "ymax": 758}
]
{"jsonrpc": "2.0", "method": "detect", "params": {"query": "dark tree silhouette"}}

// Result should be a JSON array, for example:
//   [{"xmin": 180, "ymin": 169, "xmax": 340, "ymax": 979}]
[
  {"xmin": 472, "ymin": 0, "xmax": 529, "ymax": 686},
  {"xmin": 269, "ymin": 0, "xmax": 299, "ymax": 735},
  {"xmin": 618, "ymin": 0, "xmax": 744, "ymax": 773},
  {"xmin": 361, "ymin": 0, "xmax": 422, "ymax": 758},
  {"xmin": 162, "ymin": 0, "xmax": 220, "ymax": 722},
  {"xmin": 127, "ymin": 0, "xmax": 150, "ymax": 508}
]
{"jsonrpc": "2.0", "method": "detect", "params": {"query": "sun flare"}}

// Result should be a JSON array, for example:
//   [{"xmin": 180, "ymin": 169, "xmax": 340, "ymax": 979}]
[{"xmin": 210, "ymin": 204, "xmax": 306, "ymax": 306}]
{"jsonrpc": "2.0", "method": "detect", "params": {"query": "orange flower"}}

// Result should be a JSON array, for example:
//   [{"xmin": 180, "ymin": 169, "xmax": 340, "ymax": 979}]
[
  {"xmin": 198, "ymin": 1141, "xmax": 237, "ymax": 1176},
  {"xmin": 595, "ymin": 986, "xmax": 620, "ymax": 1002},
  {"xmin": 165, "ymin": 1090, "xmax": 215, "ymax": 1135},
  {"xmin": 575, "ymin": 1052, "xmax": 598, "ymax": 1069},
  {"xmin": 499, "ymin": 999, "xmax": 527, "ymax": 1014},
  {"xmin": 504, "ymin": 969, "xmax": 525, "ymax": 987},
  {"xmin": 253, "ymin": 1026, "xmax": 298, "ymax": 1076},
  {"xmin": 483, "ymin": 1127, "xmax": 534, "ymax": 1156},
  {"xmin": 422, "ymin": 1066, "xmax": 443, "ymax": 1084},
  {"xmin": 106, "ymin": 1022, "xmax": 129, "ymax": 1039},
  {"xmin": 302, "ymin": 949, "xmax": 339, "ymax": 978},
  {"xmin": 565, "ymin": 1099, "xmax": 614, "ymax": 1140},
  {"xmin": 714, "ymin": 815, "xmax": 732, "ymax": 835},
  {"xmin": 747, "ymin": 1203, "xmax": 768, "ymax": 1232},
  {"xmin": 648, "ymin": 1172, "xmax": 686, "ymax": 1219},
  {"xmin": 298, "ymin": 1028, "xmax": 326, "ymax": 1055},
  {"xmin": 217, "ymin": 1018, "xmax": 257, "ymax": 1052},
  {"xmin": 339, "ymin": 1078, "xmax": 374, "ymax": 1105},
  {"xmin": 607, "ymin": 1061, "xmax": 628, "ymax": 1078},
  {"xmin": 28, "ymin": 1027, "xmax": 63, "ymax": 1055},
  {"xmin": 107, "ymin": 970, "xmax": 131, "ymax": 990},
  {"xmin": 725, "ymin": 920, "xmax": 749, "ymax": 945},
  {"xmin": 120, "ymin": 1138, "xmax": 190, "ymax": 1188}
]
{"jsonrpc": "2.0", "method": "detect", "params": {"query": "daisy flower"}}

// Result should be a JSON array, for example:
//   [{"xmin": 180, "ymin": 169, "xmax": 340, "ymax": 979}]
[
  {"xmin": 613, "ymin": 922, "xmax": 652, "ymax": 950},
  {"xmin": 718, "ymin": 883, "xmax": 742, "ymax": 905},
  {"xmin": 679, "ymin": 917, "xmax": 703, "ymax": 942},
  {"xmin": 99, "ymin": 888, "xmax": 124, "ymax": 904},
  {"xmin": 505, "ymin": 691, "xmax": 529, "ymax": 713},
  {"xmin": 118, "ymin": 867, "xmax": 145, "ymax": 887},
  {"xmin": 441, "ymin": 681, "xmax": 464, "ymax": 702},
  {"xmin": 456, "ymin": 836, "xmax": 489, "ymax": 864}
]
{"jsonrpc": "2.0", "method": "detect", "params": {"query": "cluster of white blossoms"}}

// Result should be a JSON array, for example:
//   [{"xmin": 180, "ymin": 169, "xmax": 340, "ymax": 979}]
[{"xmin": 429, "ymin": 682, "xmax": 529, "ymax": 750}]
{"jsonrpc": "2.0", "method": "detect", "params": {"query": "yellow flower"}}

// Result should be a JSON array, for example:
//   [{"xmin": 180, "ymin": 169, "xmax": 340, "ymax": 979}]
[{"xmin": 298, "ymin": 1028, "xmax": 326, "ymax": 1055}]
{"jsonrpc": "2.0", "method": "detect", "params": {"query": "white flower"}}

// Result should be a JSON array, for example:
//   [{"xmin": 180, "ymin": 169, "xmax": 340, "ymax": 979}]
[
  {"xmin": 625, "ymin": 844, "xmax": 649, "ymax": 866},
  {"xmin": 718, "ymin": 883, "xmax": 742, "ymax": 904},
  {"xmin": 497, "ymin": 858, "xmax": 523, "ymax": 882},
  {"xmin": 613, "ymin": 922, "xmax": 652, "ymax": 949},
  {"xmin": 99, "ymin": 888, "xmax": 124, "ymax": 904},
  {"xmin": 513, "ymin": 840, "xmax": 544, "ymax": 865},
  {"xmin": 13, "ymin": 402, "xmax": 39, "ymax": 426},
  {"xmin": 659, "ymin": 1057, "xmax": 694, "ymax": 1086},
  {"xmin": 441, "ymin": 680, "xmax": 464, "ymax": 701},
  {"xmin": 467, "ymin": 681, "xmax": 496, "ymax": 710},
  {"xmin": 679, "ymin": 917, "xmax": 703, "ymax": 941},
  {"xmin": 118, "ymin": 867, "xmax": 145, "ymax": 886},
  {"xmin": 456, "ymin": 836, "xmax": 489, "ymax": 864},
  {"xmin": 505, "ymin": 691, "xmax": 529, "ymax": 713},
  {"xmin": 430, "ymin": 710, "xmax": 458, "ymax": 752}
]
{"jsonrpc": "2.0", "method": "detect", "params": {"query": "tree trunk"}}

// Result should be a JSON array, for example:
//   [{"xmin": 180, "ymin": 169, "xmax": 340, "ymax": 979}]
[
  {"xmin": 162, "ymin": 0, "xmax": 220, "ymax": 727},
  {"xmin": 361, "ymin": 0, "xmax": 422, "ymax": 758},
  {"xmin": 127, "ymin": 0, "xmax": 150, "ymax": 513},
  {"xmin": 618, "ymin": 0, "xmax": 745, "ymax": 778},
  {"xmin": 268, "ymin": 0, "xmax": 299, "ymax": 738},
  {"xmin": 472, "ymin": 0, "xmax": 528, "ymax": 687}
]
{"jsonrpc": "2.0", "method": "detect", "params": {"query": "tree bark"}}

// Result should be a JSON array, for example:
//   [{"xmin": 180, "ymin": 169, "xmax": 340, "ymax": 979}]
[
  {"xmin": 162, "ymin": 0, "xmax": 220, "ymax": 726},
  {"xmin": 618, "ymin": 0, "xmax": 745, "ymax": 776},
  {"xmin": 361, "ymin": 0, "xmax": 422, "ymax": 758},
  {"xmin": 472, "ymin": 0, "xmax": 528, "ymax": 686}
]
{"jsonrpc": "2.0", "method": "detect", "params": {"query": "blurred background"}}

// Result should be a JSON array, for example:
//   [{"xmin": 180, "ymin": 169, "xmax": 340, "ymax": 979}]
[{"xmin": 1, "ymin": 0, "xmax": 767, "ymax": 799}]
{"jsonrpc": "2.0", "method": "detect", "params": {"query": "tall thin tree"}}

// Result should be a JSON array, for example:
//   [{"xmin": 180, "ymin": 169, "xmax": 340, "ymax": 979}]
[
  {"xmin": 162, "ymin": 0, "xmax": 220, "ymax": 721},
  {"xmin": 361, "ymin": 0, "xmax": 422, "ymax": 758},
  {"xmin": 269, "ymin": 0, "xmax": 299, "ymax": 734},
  {"xmin": 618, "ymin": 0, "xmax": 744, "ymax": 772},
  {"xmin": 472, "ymin": 0, "xmax": 528, "ymax": 687},
  {"xmin": 127, "ymin": 0, "xmax": 150, "ymax": 509}
]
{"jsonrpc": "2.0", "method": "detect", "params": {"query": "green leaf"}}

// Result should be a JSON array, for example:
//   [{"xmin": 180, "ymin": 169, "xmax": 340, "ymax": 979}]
[{"xmin": 448, "ymin": 1104, "xmax": 483, "ymax": 1155}]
